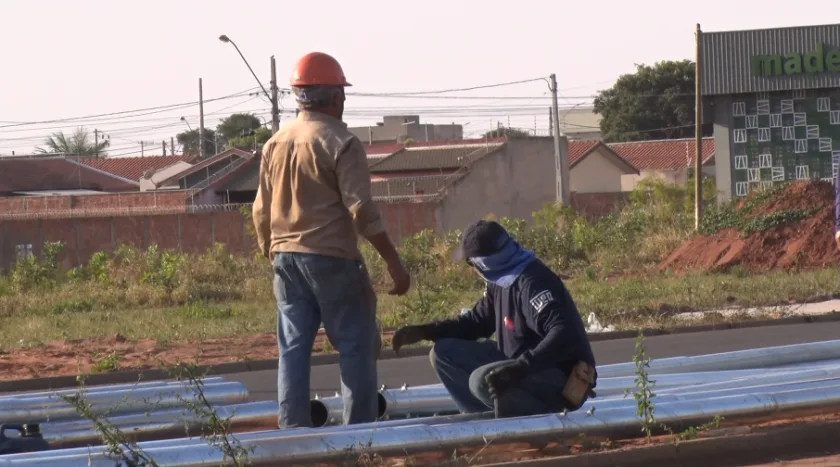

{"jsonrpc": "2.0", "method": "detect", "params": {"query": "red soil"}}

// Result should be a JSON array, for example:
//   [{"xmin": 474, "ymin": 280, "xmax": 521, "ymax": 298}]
[{"xmin": 659, "ymin": 181, "xmax": 840, "ymax": 273}]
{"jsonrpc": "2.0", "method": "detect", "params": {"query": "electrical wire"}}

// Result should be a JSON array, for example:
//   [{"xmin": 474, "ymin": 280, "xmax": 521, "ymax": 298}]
[{"xmin": 0, "ymin": 85, "xmax": 267, "ymax": 130}]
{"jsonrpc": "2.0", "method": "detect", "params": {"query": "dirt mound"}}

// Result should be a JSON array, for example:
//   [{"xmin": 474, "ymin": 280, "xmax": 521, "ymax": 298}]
[{"xmin": 660, "ymin": 180, "xmax": 840, "ymax": 274}]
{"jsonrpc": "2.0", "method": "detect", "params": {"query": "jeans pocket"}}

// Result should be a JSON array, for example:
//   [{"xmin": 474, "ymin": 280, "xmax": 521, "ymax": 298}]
[{"xmin": 300, "ymin": 255, "xmax": 364, "ymax": 305}]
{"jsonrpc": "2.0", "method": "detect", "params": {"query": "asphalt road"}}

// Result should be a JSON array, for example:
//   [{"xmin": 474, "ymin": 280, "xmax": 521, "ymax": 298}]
[{"xmin": 226, "ymin": 320, "xmax": 840, "ymax": 402}]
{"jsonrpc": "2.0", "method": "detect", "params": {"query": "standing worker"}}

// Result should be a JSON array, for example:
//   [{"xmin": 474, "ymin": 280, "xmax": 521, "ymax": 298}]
[
  {"xmin": 252, "ymin": 52, "xmax": 411, "ymax": 429},
  {"xmin": 391, "ymin": 220, "xmax": 597, "ymax": 418}
]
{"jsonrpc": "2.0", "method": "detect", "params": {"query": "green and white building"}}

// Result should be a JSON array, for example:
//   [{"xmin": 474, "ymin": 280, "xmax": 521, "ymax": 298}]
[{"xmin": 702, "ymin": 23, "xmax": 840, "ymax": 199}]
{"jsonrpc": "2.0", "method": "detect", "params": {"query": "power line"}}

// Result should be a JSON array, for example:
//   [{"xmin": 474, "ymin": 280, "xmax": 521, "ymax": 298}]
[
  {"xmin": 0, "ymin": 85, "xmax": 266, "ymax": 130},
  {"xmin": 349, "ymin": 77, "xmax": 548, "ymax": 96}
]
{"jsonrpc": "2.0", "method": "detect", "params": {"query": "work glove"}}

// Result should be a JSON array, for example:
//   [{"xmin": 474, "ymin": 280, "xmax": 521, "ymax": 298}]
[
  {"xmin": 391, "ymin": 324, "xmax": 433, "ymax": 356},
  {"xmin": 485, "ymin": 361, "xmax": 524, "ymax": 400}
]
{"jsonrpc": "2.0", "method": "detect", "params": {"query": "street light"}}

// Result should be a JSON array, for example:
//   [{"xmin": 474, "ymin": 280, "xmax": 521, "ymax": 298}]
[{"xmin": 219, "ymin": 34, "xmax": 280, "ymax": 133}]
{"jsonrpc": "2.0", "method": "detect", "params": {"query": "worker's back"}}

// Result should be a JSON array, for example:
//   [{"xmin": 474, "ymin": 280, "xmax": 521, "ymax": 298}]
[{"xmin": 258, "ymin": 111, "xmax": 373, "ymax": 261}]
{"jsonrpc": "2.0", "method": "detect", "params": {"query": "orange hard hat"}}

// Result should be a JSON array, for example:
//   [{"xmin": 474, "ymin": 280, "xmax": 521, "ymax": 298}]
[{"xmin": 290, "ymin": 52, "xmax": 352, "ymax": 87}]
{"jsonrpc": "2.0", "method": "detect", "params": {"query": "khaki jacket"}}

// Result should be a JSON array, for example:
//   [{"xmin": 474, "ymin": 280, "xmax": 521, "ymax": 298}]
[{"xmin": 252, "ymin": 111, "xmax": 385, "ymax": 261}]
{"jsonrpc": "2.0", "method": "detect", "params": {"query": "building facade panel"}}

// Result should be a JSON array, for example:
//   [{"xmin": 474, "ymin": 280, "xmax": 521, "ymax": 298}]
[
  {"xmin": 705, "ymin": 24, "xmax": 840, "ymax": 199},
  {"xmin": 702, "ymin": 24, "xmax": 840, "ymax": 96}
]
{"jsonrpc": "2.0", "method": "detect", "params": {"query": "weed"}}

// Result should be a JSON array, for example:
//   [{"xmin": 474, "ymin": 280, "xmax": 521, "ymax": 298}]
[
  {"xmin": 51, "ymin": 299, "xmax": 94, "ymax": 314},
  {"xmin": 60, "ymin": 375, "xmax": 158, "ymax": 466},
  {"xmin": 165, "ymin": 362, "xmax": 255, "ymax": 466},
  {"xmin": 91, "ymin": 351, "xmax": 122, "ymax": 373},
  {"xmin": 175, "ymin": 302, "xmax": 237, "ymax": 320},
  {"xmin": 59, "ymin": 362, "xmax": 255, "ymax": 466},
  {"xmin": 625, "ymin": 331, "xmax": 656, "ymax": 441},
  {"xmin": 0, "ymin": 178, "xmax": 837, "ymax": 356},
  {"xmin": 675, "ymin": 415, "xmax": 725, "ymax": 441}
]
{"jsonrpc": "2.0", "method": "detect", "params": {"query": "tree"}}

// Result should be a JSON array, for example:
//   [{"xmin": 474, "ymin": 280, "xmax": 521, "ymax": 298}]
[
  {"xmin": 593, "ymin": 60, "xmax": 712, "ymax": 142},
  {"xmin": 35, "ymin": 127, "xmax": 110, "ymax": 157},
  {"xmin": 176, "ymin": 128, "xmax": 217, "ymax": 158},
  {"xmin": 228, "ymin": 127, "xmax": 272, "ymax": 151},
  {"xmin": 482, "ymin": 126, "xmax": 532, "ymax": 139},
  {"xmin": 216, "ymin": 113, "xmax": 261, "ymax": 143}
]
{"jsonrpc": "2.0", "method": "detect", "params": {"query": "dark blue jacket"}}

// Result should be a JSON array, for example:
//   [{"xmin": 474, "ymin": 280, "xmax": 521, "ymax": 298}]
[{"xmin": 428, "ymin": 259, "xmax": 596, "ymax": 376}]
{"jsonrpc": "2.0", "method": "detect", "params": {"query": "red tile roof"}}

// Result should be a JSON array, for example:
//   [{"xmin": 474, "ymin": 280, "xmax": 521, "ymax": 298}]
[
  {"xmin": 566, "ymin": 140, "xmax": 639, "ymax": 173},
  {"xmin": 0, "ymin": 158, "xmax": 138, "ymax": 193},
  {"xmin": 608, "ymin": 137, "xmax": 716, "ymax": 171},
  {"xmin": 568, "ymin": 140, "xmax": 602, "ymax": 166},
  {"xmin": 78, "ymin": 155, "xmax": 194, "ymax": 181}
]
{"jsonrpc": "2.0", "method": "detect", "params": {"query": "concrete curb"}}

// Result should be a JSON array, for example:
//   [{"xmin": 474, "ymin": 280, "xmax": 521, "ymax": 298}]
[
  {"xmin": 481, "ymin": 418, "xmax": 840, "ymax": 467},
  {"xmin": 2, "ymin": 311, "xmax": 840, "ymax": 394}
]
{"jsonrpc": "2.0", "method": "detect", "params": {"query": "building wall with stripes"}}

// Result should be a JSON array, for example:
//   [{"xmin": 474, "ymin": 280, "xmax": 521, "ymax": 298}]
[{"xmin": 703, "ymin": 24, "xmax": 840, "ymax": 200}]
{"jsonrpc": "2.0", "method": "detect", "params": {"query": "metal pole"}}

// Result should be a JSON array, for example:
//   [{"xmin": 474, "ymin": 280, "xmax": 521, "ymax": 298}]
[
  {"xmin": 34, "ymin": 386, "xmax": 840, "ymax": 466},
  {"xmin": 694, "ymin": 23, "xmax": 704, "ymax": 229},
  {"xmin": 270, "ymin": 56, "xmax": 280, "ymax": 133},
  {"xmin": 550, "ymin": 74, "xmax": 569, "ymax": 206},
  {"xmin": 219, "ymin": 35, "xmax": 272, "ymax": 103},
  {"xmin": 199, "ymin": 78, "xmax": 205, "ymax": 160}
]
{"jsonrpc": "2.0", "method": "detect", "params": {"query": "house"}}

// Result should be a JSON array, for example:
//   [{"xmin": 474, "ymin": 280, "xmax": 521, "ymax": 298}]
[
  {"xmin": 367, "ymin": 138, "xmax": 507, "ymax": 180},
  {"xmin": 349, "ymin": 115, "xmax": 463, "ymax": 144},
  {"xmin": 0, "ymin": 157, "xmax": 139, "ymax": 198},
  {"xmin": 564, "ymin": 140, "xmax": 640, "ymax": 218},
  {"xmin": 79, "ymin": 155, "xmax": 195, "ymax": 183},
  {"xmin": 608, "ymin": 137, "xmax": 716, "ymax": 191},
  {"xmin": 149, "ymin": 148, "xmax": 255, "ymax": 204}
]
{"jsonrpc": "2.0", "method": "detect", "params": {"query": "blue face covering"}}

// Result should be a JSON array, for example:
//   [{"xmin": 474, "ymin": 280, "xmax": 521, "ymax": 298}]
[{"xmin": 468, "ymin": 237, "xmax": 537, "ymax": 288}]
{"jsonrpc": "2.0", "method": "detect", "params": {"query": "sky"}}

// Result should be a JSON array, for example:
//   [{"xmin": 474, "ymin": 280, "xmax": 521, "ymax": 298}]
[{"xmin": 0, "ymin": 0, "xmax": 835, "ymax": 157}]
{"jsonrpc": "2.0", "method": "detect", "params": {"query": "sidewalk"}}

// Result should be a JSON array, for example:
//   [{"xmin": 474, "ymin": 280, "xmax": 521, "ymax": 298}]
[
  {"xmin": 668, "ymin": 299, "xmax": 840, "ymax": 324},
  {"xmin": 745, "ymin": 453, "xmax": 840, "ymax": 466}
]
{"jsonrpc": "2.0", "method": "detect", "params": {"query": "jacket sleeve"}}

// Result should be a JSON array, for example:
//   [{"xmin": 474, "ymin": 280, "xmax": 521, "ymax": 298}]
[
  {"xmin": 516, "ymin": 279, "xmax": 587, "ymax": 374},
  {"xmin": 252, "ymin": 142, "xmax": 273, "ymax": 259},
  {"xmin": 335, "ymin": 137, "xmax": 386, "ymax": 237},
  {"xmin": 427, "ymin": 286, "xmax": 496, "ymax": 341}
]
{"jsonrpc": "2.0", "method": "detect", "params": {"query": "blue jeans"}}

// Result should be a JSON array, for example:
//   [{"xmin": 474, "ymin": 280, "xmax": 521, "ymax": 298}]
[
  {"xmin": 430, "ymin": 338, "xmax": 569, "ymax": 417},
  {"xmin": 272, "ymin": 252, "xmax": 379, "ymax": 428}
]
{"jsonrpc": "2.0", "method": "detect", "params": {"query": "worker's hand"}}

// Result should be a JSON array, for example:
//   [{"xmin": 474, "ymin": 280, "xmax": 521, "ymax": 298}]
[
  {"xmin": 835, "ymin": 231, "xmax": 840, "ymax": 252},
  {"xmin": 485, "ymin": 361, "xmax": 524, "ymax": 400},
  {"xmin": 391, "ymin": 325, "xmax": 431, "ymax": 356},
  {"xmin": 386, "ymin": 257, "xmax": 411, "ymax": 296}
]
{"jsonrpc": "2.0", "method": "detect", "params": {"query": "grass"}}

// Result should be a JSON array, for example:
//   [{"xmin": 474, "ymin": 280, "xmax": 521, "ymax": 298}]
[{"xmin": 0, "ymin": 177, "xmax": 837, "ymax": 353}]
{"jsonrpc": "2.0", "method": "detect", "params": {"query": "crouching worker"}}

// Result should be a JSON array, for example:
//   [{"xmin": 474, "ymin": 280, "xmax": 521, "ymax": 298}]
[{"xmin": 391, "ymin": 220, "xmax": 597, "ymax": 418}]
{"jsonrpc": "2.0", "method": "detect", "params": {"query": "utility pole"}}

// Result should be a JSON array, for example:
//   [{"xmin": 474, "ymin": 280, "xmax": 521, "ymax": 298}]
[
  {"xmin": 162, "ymin": 140, "xmax": 167, "ymax": 156},
  {"xmin": 548, "ymin": 108, "xmax": 553, "ymax": 137},
  {"xmin": 199, "ymin": 78, "xmax": 206, "ymax": 160},
  {"xmin": 694, "ymin": 23, "xmax": 704, "ymax": 230},
  {"xmin": 140, "ymin": 141, "xmax": 144, "ymax": 157},
  {"xmin": 171, "ymin": 137, "xmax": 175, "ymax": 155},
  {"xmin": 270, "ymin": 56, "xmax": 280, "ymax": 133},
  {"xmin": 550, "ymin": 74, "xmax": 570, "ymax": 207},
  {"xmin": 94, "ymin": 129, "xmax": 99, "ymax": 158}
]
